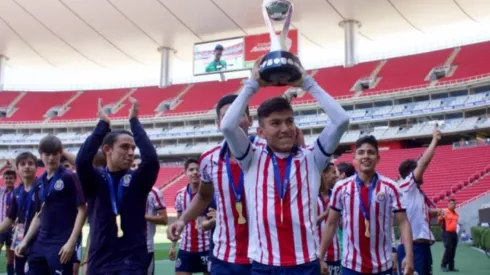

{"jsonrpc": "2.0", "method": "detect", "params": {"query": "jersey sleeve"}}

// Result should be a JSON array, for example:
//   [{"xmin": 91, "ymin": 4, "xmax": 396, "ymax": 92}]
[
  {"xmin": 199, "ymin": 153, "xmax": 213, "ymax": 184},
  {"xmin": 152, "ymin": 189, "xmax": 166, "ymax": 210},
  {"xmin": 329, "ymin": 182, "xmax": 344, "ymax": 212},
  {"xmin": 388, "ymin": 182, "xmax": 406, "ymax": 213},
  {"xmin": 174, "ymin": 192, "xmax": 184, "ymax": 213}
]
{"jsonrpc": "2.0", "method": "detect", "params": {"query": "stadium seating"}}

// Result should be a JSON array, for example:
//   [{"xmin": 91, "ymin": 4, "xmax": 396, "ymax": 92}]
[
  {"xmin": 0, "ymin": 92, "xmax": 21, "ymax": 107},
  {"xmin": 111, "ymin": 85, "xmax": 187, "ymax": 118},
  {"xmin": 5, "ymin": 92, "xmax": 77, "ymax": 122},
  {"xmin": 373, "ymin": 49, "xmax": 452, "ymax": 91},
  {"xmin": 52, "ymin": 88, "xmax": 130, "ymax": 121},
  {"xmin": 439, "ymin": 41, "xmax": 490, "ymax": 83},
  {"xmin": 1, "ymin": 41, "xmax": 490, "ymax": 123},
  {"xmin": 164, "ymin": 79, "xmax": 243, "ymax": 114},
  {"xmin": 162, "ymin": 175, "xmax": 188, "ymax": 213},
  {"xmin": 154, "ymin": 166, "xmax": 183, "ymax": 189},
  {"xmin": 335, "ymin": 145, "xmax": 490, "ymax": 206}
]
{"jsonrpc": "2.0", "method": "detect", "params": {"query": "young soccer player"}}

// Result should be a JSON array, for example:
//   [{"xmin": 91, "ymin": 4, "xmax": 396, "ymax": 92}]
[
  {"xmin": 319, "ymin": 135, "xmax": 414, "ymax": 275},
  {"xmin": 171, "ymin": 159, "xmax": 211, "ymax": 275},
  {"xmin": 397, "ymin": 128, "xmax": 444, "ymax": 275},
  {"xmin": 0, "ymin": 152, "xmax": 39, "ymax": 275},
  {"xmin": 131, "ymin": 156, "xmax": 168, "ymax": 275},
  {"xmin": 317, "ymin": 163, "xmax": 341, "ymax": 275},
  {"xmin": 15, "ymin": 136, "xmax": 86, "ymax": 275},
  {"xmin": 220, "ymin": 58, "xmax": 349, "ymax": 273},
  {"xmin": 75, "ymin": 98, "xmax": 160, "ymax": 273},
  {"xmin": 168, "ymin": 94, "xmax": 263, "ymax": 275},
  {"xmin": 1, "ymin": 169, "xmax": 16, "ymax": 274}
]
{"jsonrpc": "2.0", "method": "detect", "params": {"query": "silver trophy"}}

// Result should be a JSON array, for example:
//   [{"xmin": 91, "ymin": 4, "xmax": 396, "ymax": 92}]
[{"xmin": 259, "ymin": 0, "xmax": 302, "ymax": 86}]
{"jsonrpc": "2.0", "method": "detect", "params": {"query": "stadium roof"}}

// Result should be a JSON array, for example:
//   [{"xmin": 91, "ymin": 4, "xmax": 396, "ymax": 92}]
[{"xmin": 1, "ymin": 0, "xmax": 490, "ymax": 88}]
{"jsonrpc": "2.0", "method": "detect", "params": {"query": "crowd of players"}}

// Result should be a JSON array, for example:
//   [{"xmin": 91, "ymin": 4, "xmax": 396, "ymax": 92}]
[{"xmin": 0, "ymin": 59, "xmax": 459, "ymax": 275}]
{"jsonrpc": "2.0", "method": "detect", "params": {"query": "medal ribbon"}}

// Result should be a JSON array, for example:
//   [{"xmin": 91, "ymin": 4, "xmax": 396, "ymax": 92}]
[
  {"xmin": 225, "ymin": 153, "xmax": 244, "ymax": 202},
  {"xmin": 419, "ymin": 188, "xmax": 436, "ymax": 208},
  {"xmin": 355, "ymin": 173, "xmax": 378, "ymax": 221},
  {"xmin": 105, "ymin": 168, "xmax": 128, "ymax": 216},
  {"xmin": 18, "ymin": 186, "xmax": 35, "ymax": 224},
  {"xmin": 270, "ymin": 149, "xmax": 294, "ymax": 202}
]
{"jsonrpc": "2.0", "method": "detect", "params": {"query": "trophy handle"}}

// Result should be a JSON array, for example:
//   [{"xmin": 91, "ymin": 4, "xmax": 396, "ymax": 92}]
[
  {"xmin": 262, "ymin": 2, "xmax": 294, "ymax": 52},
  {"xmin": 262, "ymin": 3, "xmax": 279, "ymax": 50},
  {"xmin": 280, "ymin": 4, "xmax": 293, "ymax": 51}
]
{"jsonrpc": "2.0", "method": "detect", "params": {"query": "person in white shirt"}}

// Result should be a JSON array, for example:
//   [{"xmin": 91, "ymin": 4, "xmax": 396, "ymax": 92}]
[{"xmin": 397, "ymin": 128, "xmax": 444, "ymax": 275}]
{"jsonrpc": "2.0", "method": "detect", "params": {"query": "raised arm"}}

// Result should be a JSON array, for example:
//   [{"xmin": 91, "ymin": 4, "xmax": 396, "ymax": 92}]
[
  {"xmin": 128, "ymin": 98, "xmax": 160, "ymax": 194},
  {"xmin": 75, "ymin": 99, "xmax": 111, "ymax": 197},
  {"xmin": 303, "ymin": 76, "xmax": 350, "ymax": 171},
  {"xmin": 220, "ymin": 78, "xmax": 259, "ymax": 169},
  {"xmin": 413, "ymin": 128, "xmax": 441, "ymax": 182}
]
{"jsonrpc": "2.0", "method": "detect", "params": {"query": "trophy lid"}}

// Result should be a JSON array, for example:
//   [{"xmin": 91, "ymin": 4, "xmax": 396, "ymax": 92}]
[{"xmin": 265, "ymin": 0, "xmax": 291, "ymax": 21}]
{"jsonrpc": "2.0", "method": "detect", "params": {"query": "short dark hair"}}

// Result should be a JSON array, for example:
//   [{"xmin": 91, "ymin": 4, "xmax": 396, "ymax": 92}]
[
  {"xmin": 398, "ymin": 159, "xmax": 417, "ymax": 179},
  {"xmin": 355, "ymin": 135, "xmax": 379, "ymax": 153},
  {"xmin": 92, "ymin": 150, "xmax": 106, "ymax": 168},
  {"xmin": 15, "ymin": 152, "xmax": 38, "ymax": 168},
  {"xmin": 337, "ymin": 162, "xmax": 355, "ymax": 177},
  {"xmin": 184, "ymin": 158, "xmax": 199, "ymax": 170},
  {"xmin": 215, "ymin": 44, "xmax": 224, "ymax": 51},
  {"xmin": 323, "ymin": 162, "xmax": 335, "ymax": 173},
  {"xmin": 39, "ymin": 135, "xmax": 63, "ymax": 154},
  {"xmin": 449, "ymin": 198, "xmax": 456, "ymax": 203},
  {"xmin": 3, "ymin": 169, "xmax": 16, "ymax": 179},
  {"xmin": 102, "ymin": 130, "xmax": 133, "ymax": 149},
  {"xmin": 257, "ymin": 97, "xmax": 293, "ymax": 126},
  {"xmin": 216, "ymin": 94, "xmax": 250, "ymax": 118}
]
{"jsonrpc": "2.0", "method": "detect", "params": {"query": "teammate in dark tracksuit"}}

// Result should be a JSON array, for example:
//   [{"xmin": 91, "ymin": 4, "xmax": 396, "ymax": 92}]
[
  {"xmin": 15, "ymin": 136, "xmax": 87, "ymax": 275},
  {"xmin": 76, "ymin": 98, "xmax": 160, "ymax": 274},
  {"xmin": 0, "ymin": 152, "xmax": 39, "ymax": 275}
]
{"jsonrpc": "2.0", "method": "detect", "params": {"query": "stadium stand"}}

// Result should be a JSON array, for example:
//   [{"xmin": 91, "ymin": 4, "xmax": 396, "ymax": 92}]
[
  {"xmin": 5, "ymin": 91, "xmax": 77, "ymax": 122},
  {"xmin": 51, "ymin": 88, "xmax": 130, "ymax": 121},
  {"xmin": 439, "ymin": 41, "xmax": 490, "ymax": 83},
  {"xmin": 373, "ymin": 49, "xmax": 453, "ymax": 91},
  {"xmin": 1, "ymin": 41, "xmax": 490, "ymax": 209},
  {"xmin": 0, "ymin": 41, "xmax": 490, "ymax": 123}
]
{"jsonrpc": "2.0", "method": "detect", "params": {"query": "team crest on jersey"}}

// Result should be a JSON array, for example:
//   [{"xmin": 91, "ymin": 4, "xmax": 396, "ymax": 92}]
[
  {"xmin": 54, "ymin": 179, "xmax": 64, "ymax": 191},
  {"xmin": 376, "ymin": 192, "xmax": 386, "ymax": 202},
  {"xmin": 122, "ymin": 174, "xmax": 132, "ymax": 187},
  {"xmin": 175, "ymin": 258, "xmax": 182, "ymax": 268}
]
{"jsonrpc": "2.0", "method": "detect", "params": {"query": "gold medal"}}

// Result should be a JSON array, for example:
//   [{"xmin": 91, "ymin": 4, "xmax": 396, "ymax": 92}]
[
  {"xmin": 364, "ymin": 219, "xmax": 370, "ymax": 238},
  {"xmin": 116, "ymin": 215, "xmax": 124, "ymax": 238},
  {"xmin": 280, "ymin": 200, "xmax": 284, "ymax": 224},
  {"xmin": 236, "ymin": 201, "xmax": 247, "ymax": 224}
]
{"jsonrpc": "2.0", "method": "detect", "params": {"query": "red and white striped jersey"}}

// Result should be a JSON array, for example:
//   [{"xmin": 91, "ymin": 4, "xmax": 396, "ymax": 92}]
[
  {"xmin": 398, "ymin": 172, "xmax": 435, "ymax": 242},
  {"xmin": 199, "ymin": 136, "xmax": 265, "ymax": 264},
  {"xmin": 239, "ymin": 146, "xmax": 325, "ymax": 267},
  {"xmin": 317, "ymin": 195, "xmax": 340, "ymax": 263},
  {"xmin": 0, "ymin": 187, "xmax": 12, "ymax": 222},
  {"xmin": 146, "ymin": 187, "xmax": 166, "ymax": 252},
  {"xmin": 199, "ymin": 142, "xmax": 252, "ymax": 264},
  {"xmin": 175, "ymin": 185, "xmax": 210, "ymax": 253},
  {"xmin": 330, "ymin": 174, "xmax": 406, "ymax": 274}
]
